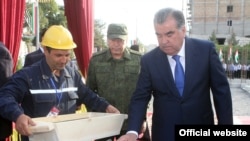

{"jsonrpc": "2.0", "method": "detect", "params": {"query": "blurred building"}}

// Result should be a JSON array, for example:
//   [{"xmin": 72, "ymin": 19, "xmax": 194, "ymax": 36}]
[{"xmin": 188, "ymin": 0, "xmax": 250, "ymax": 45}]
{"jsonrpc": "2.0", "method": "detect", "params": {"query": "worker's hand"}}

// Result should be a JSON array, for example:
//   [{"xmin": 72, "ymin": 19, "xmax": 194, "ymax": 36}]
[
  {"xmin": 105, "ymin": 105, "xmax": 120, "ymax": 113},
  {"xmin": 117, "ymin": 133, "xmax": 137, "ymax": 141},
  {"xmin": 15, "ymin": 114, "xmax": 36, "ymax": 136}
]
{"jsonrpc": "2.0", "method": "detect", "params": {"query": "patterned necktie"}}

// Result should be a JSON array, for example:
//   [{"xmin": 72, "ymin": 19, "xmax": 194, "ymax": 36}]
[{"xmin": 172, "ymin": 55, "xmax": 184, "ymax": 96}]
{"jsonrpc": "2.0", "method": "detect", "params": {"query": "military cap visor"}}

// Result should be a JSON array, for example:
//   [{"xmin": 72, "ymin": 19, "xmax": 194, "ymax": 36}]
[
  {"xmin": 107, "ymin": 23, "xmax": 128, "ymax": 40},
  {"xmin": 107, "ymin": 34, "xmax": 127, "ymax": 40}
]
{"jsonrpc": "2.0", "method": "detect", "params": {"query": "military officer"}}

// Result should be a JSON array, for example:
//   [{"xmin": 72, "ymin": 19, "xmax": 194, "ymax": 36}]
[{"xmin": 86, "ymin": 23, "xmax": 143, "ymax": 141}]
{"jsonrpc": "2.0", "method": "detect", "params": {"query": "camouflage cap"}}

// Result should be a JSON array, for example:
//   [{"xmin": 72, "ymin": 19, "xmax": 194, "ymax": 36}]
[{"xmin": 107, "ymin": 23, "xmax": 128, "ymax": 40}]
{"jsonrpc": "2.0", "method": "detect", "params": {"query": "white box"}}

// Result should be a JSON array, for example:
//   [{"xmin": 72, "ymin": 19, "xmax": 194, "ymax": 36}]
[{"xmin": 29, "ymin": 112, "xmax": 127, "ymax": 141}]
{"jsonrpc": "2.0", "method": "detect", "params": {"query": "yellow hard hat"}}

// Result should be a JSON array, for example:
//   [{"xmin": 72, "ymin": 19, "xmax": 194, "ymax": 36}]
[{"xmin": 41, "ymin": 25, "xmax": 76, "ymax": 49}]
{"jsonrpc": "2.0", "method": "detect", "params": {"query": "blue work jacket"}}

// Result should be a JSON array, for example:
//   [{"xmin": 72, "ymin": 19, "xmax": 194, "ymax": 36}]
[{"xmin": 0, "ymin": 58, "xmax": 109, "ymax": 122}]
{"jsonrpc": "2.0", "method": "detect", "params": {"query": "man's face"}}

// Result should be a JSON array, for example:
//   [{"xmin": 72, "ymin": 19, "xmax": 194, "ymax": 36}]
[
  {"xmin": 154, "ymin": 17, "xmax": 186, "ymax": 56},
  {"xmin": 107, "ymin": 38, "xmax": 126, "ymax": 57},
  {"xmin": 44, "ymin": 48, "xmax": 71, "ymax": 71}
]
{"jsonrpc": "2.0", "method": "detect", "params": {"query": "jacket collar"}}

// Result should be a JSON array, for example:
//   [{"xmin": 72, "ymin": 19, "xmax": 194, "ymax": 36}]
[
  {"xmin": 105, "ymin": 48, "xmax": 132, "ymax": 61},
  {"xmin": 39, "ymin": 58, "xmax": 71, "ymax": 80}
]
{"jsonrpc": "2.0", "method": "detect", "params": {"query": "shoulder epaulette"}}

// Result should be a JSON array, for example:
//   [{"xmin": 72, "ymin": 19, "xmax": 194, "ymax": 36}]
[
  {"xmin": 92, "ymin": 49, "xmax": 108, "ymax": 57},
  {"xmin": 129, "ymin": 49, "xmax": 143, "ymax": 56}
]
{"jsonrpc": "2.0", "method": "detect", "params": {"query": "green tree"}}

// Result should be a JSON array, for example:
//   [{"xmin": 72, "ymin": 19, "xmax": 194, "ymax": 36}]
[
  {"xmin": 94, "ymin": 19, "xmax": 106, "ymax": 51},
  {"xmin": 209, "ymin": 30, "xmax": 218, "ymax": 45},
  {"xmin": 25, "ymin": 0, "xmax": 66, "ymax": 34},
  {"xmin": 227, "ymin": 32, "xmax": 239, "ymax": 46},
  {"xmin": 39, "ymin": 0, "xmax": 67, "ymax": 28},
  {"xmin": 25, "ymin": 0, "xmax": 66, "ymax": 48}
]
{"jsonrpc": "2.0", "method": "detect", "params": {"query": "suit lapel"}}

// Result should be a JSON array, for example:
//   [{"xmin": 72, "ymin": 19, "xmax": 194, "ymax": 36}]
[
  {"xmin": 154, "ymin": 48, "xmax": 180, "ymax": 97},
  {"xmin": 183, "ymin": 38, "xmax": 198, "ymax": 97}
]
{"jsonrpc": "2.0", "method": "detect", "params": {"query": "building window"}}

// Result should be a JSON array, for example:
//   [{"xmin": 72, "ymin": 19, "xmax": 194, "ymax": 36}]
[
  {"xmin": 227, "ymin": 5, "xmax": 233, "ymax": 12},
  {"xmin": 227, "ymin": 20, "xmax": 232, "ymax": 26}
]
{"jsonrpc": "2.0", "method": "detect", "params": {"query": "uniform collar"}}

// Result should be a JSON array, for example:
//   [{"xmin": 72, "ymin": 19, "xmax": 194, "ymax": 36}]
[{"xmin": 105, "ymin": 47, "xmax": 132, "ymax": 61}]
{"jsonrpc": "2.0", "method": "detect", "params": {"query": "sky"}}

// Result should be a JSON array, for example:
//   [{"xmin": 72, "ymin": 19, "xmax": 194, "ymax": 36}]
[{"xmin": 56, "ymin": 0, "xmax": 187, "ymax": 45}]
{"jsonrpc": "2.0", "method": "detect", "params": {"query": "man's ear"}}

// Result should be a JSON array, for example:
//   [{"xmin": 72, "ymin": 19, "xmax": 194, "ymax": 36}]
[
  {"xmin": 43, "ymin": 46, "xmax": 49, "ymax": 55},
  {"xmin": 181, "ymin": 26, "xmax": 186, "ymax": 34}
]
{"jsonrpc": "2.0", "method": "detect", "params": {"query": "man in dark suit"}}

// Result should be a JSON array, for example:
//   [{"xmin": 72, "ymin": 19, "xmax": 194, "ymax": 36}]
[
  {"xmin": 23, "ymin": 28, "xmax": 47, "ymax": 67},
  {"xmin": 23, "ymin": 47, "xmax": 44, "ymax": 67},
  {"xmin": 0, "ymin": 42, "xmax": 13, "ymax": 141},
  {"xmin": 118, "ymin": 8, "xmax": 233, "ymax": 141}
]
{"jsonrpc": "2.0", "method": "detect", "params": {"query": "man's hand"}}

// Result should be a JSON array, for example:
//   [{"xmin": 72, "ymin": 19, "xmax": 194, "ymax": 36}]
[
  {"xmin": 15, "ymin": 114, "xmax": 36, "ymax": 136},
  {"xmin": 105, "ymin": 105, "xmax": 120, "ymax": 113},
  {"xmin": 117, "ymin": 133, "xmax": 138, "ymax": 141}
]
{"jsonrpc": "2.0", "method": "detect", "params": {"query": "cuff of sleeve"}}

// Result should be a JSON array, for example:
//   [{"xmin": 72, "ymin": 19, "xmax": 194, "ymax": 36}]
[
  {"xmin": 12, "ymin": 110, "xmax": 23, "ymax": 122},
  {"xmin": 126, "ymin": 131, "xmax": 138, "ymax": 138}
]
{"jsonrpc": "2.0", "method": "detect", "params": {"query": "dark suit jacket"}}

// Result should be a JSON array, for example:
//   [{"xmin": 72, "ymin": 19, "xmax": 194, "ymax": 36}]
[
  {"xmin": 23, "ymin": 48, "xmax": 44, "ymax": 67},
  {"xmin": 0, "ymin": 42, "xmax": 13, "ymax": 139},
  {"xmin": 127, "ymin": 37, "xmax": 233, "ymax": 141}
]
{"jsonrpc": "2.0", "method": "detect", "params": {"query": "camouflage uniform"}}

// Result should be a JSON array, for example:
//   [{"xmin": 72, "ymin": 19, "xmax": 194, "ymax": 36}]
[{"xmin": 86, "ymin": 47, "xmax": 142, "ymax": 131}]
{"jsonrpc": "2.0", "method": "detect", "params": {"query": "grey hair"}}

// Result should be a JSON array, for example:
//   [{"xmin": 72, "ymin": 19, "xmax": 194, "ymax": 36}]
[{"xmin": 153, "ymin": 8, "xmax": 185, "ymax": 29}]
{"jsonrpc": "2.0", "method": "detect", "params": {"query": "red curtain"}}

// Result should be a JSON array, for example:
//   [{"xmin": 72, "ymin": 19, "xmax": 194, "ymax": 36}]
[
  {"xmin": 64, "ymin": 0, "xmax": 94, "ymax": 78},
  {"xmin": 0, "ymin": 0, "xmax": 26, "ymax": 72}
]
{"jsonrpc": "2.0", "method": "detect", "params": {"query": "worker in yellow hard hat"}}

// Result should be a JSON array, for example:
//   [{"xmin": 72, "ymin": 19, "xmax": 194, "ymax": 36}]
[
  {"xmin": 0, "ymin": 25, "xmax": 120, "ymax": 141},
  {"xmin": 41, "ymin": 25, "xmax": 77, "ymax": 71},
  {"xmin": 41, "ymin": 25, "xmax": 76, "ymax": 50}
]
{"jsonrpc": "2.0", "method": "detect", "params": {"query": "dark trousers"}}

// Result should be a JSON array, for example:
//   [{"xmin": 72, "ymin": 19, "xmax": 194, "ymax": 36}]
[
  {"xmin": 0, "ymin": 116, "xmax": 12, "ymax": 140},
  {"xmin": 21, "ymin": 136, "xmax": 29, "ymax": 141}
]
